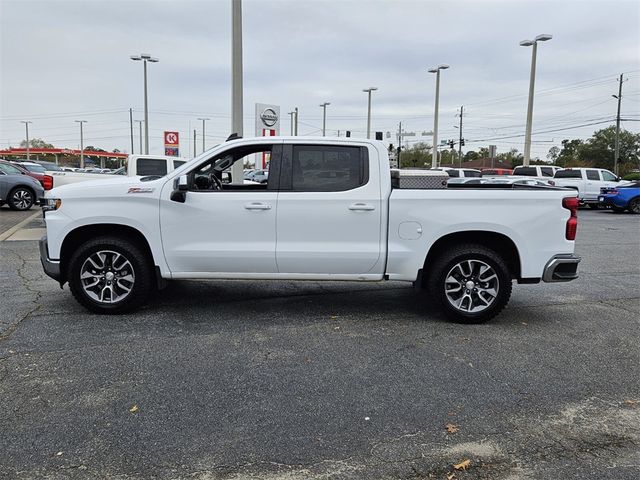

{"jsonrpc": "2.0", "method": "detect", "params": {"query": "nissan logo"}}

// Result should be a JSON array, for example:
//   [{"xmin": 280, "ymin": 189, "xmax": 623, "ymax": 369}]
[{"xmin": 260, "ymin": 108, "xmax": 278, "ymax": 127}]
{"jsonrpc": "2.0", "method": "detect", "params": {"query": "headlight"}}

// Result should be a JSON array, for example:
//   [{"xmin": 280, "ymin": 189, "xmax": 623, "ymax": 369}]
[{"xmin": 42, "ymin": 198, "xmax": 62, "ymax": 212}]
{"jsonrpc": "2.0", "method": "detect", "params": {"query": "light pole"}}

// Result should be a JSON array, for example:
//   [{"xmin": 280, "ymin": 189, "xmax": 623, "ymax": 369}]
[
  {"xmin": 130, "ymin": 53, "xmax": 159, "ymax": 154},
  {"xmin": 320, "ymin": 102, "xmax": 330, "ymax": 136},
  {"xmin": 20, "ymin": 121, "xmax": 32, "ymax": 160},
  {"xmin": 294, "ymin": 107, "xmax": 299, "ymax": 135},
  {"xmin": 198, "ymin": 117, "xmax": 209, "ymax": 152},
  {"xmin": 135, "ymin": 120, "xmax": 143, "ymax": 154},
  {"xmin": 363, "ymin": 87, "xmax": 378, "ymax": 139},
  {"xmin": 75, "ymin": 120, "xmax": 87, "ymax": 168},
  {"xmin": 288, "ymin": 111, "xmax": 295, "ymax": 135},
  {"xmin": 520, "ymin": 34, "xmax": 552, "ymax": 166},
  {"xmin": 428, "ymin": 65, "xmax": 449, "ymax": 168}
]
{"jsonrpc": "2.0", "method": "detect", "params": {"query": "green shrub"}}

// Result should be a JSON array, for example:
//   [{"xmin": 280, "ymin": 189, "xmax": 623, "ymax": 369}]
[{"xmin": 622, "ymin": 172, "xmax": 640, "ymax": 181}]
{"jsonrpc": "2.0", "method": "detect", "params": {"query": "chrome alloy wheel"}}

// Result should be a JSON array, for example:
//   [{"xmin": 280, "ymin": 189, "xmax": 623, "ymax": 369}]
[
  {"xmin": 80, "ymin": 250, "xmax": 135, "ymax": 304},
  {"xmin": 444, "ymin": 259, "xmax": 499, "ymax": 313},
  {"xmin": 12, "ymin": 189, "xmax": 33, "ymax": 210}
]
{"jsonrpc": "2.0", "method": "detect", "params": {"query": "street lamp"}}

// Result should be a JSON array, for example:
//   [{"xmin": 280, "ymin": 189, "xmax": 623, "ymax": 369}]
[
  {"xmin": 198, "ymin": 117, "xmax": 210, "ymax": 152},
  {"xmin": 75, "ymin": 120, "xmax": 87, "ymax": 168},
  {"xmin": 520, "ymin": 34, "xmax": 552, "ymax": 166},
  {"xmin": 319, "ymin": 102, "xmax": 330, "ymax": 136},
  {"xmin": 428, "ymin": 64, "xmax": 449, "ymax": 168},
  {"xmin": 287, "ymin": 111, "xmax": 295, "ymax": 135},
  {"xmin": 20, "ymin": 121, "xmax": 32, "ymax": 160},
  {"xmin": 134, "ymin": 120, "xmax": 144, "ymax": 154},
  {"xmin": 130, "ymin": 53, "xmax": 159, "ymax": 154},
  {"xmin": 362, "ymin": 87, "xmax": 378, "ymax": 139}
]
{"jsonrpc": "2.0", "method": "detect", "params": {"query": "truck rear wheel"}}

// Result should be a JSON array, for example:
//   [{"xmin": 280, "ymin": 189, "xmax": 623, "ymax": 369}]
[
  {"xmin": 427, "ymin": 244, "xmax": 512, "ymax": 324},
  {"xmin": 68, "ymin": 236, "xmax": 154, "ymax": 314}
]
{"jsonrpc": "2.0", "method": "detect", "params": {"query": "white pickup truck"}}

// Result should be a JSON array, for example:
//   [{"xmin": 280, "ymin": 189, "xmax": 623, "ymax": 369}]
[
  {"xmin": 44, "ymin": 155, "xmax": 187, "ymax": 190},
  {"xmin": 40, "ymin": 136, "xmax": 581, "ymax": 323},
  {"xmin": 552, "ymin": 167, "xmax": 624, "ymax": 207}
]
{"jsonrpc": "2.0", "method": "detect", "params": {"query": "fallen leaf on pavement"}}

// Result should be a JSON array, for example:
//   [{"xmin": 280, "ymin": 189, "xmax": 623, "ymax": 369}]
[
  {"xmin": 129, "ymin": 405, "xmax": 139, "ymax": 413},
  {"xmin": 453, "ymin": 459, "xmax": 471, "ymax": 471},
  {"xmin": 447, "ymin": 473, "xmax": 456, "ymax": 480},
  {"xmin": 624, "ymin": 399, "xmax": 637, "ymax": 407},
  {"xmin": 445, "ymin": 423, "xmax": 459, "ymax": 434}
]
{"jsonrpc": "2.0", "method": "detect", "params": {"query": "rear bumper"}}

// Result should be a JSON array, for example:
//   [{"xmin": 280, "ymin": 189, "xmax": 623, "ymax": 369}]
[
  {"xmin": 542, "ymin": 254, "xmax": 581, "ymax": 282},
  {"xmin": 39, "ymin": 235, "xmax": 61, "ymax": 282}
]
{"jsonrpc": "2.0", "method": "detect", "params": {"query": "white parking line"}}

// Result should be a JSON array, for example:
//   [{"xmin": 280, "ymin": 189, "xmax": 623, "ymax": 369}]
[{"xmin": 0, "ymin": 211, "xmax": 42, "ymax": 241}]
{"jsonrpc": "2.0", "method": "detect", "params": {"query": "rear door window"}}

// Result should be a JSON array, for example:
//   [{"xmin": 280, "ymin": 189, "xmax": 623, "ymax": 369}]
[
  {"xmin": 514, "ymin": 167, "xmax": 537, "ymax": 176},
  {"xmin": 554, "ymin": 170, "xmax": 582, "ymax": 178},
  {"xmin": 540, "ymin": 167, "xmax": 554, "ymax": 177},
  {"xmin": 137, "ymin": 158, "xmax": 168, "ymax": 176},
  {"xmin": 586, "ymin": 169, "xmax": 600, "ymax": 181},
  {"xmin": 463, "ymin": 170, "xmax": 482, "ymax": 177},
  {"xmin": 287, "ymin": 145, "xmax": 369, "ymax": 192}
]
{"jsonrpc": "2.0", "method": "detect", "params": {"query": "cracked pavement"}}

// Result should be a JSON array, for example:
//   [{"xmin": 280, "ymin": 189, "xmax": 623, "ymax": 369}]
[{"xmin": 0, "ymin": 209, "xmax": 639, "ymax": 479}]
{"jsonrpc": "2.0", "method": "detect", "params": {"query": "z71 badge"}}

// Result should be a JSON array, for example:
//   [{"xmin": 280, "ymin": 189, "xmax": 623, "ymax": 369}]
[{"xmin": 127, "ymin": 187, "xmax": 155, "ymax": 194}]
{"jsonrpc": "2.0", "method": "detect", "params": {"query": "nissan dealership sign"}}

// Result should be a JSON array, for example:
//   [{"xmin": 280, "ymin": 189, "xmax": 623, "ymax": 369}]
[{"xmin": 255, "ymin": 103, "xmax": 280, "ymax": 135}]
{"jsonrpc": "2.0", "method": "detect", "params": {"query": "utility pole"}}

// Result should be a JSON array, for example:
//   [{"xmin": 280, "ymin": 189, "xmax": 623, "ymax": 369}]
[
  {"xmin": 231, "ymin": 0, "xmax": 244, "ymax": 183},
  {"xmin": 613, "ymin": 73, "xmax": 623, "ymax": 176},
  {"xmin": 363, "ymin": 87, "xmax": 378, "ymax": 139},
  {"xmin": 193, "ymin": 129, "xmax": 197, "ymax": 158},
  {"xmin": 20, "ymin": 121, "xmax": 32, "ymax": 160},
  {"xmin": 198, "ymin": 117, "xmax": 209, "ymax": 152},
  {"xmin": 129, "ymin": 108, "xmax": 134, "ymax": 154},
  {"xmin": 75, "ymin": 120, "xmax": 87, "ymax": 168},
  {"xmin": 458, "ymin": 105, "xmax": 463, "ymax": 167},
  {"xmin": 294, "ymin": 107, "xmax": 299, "ymax": 135}
]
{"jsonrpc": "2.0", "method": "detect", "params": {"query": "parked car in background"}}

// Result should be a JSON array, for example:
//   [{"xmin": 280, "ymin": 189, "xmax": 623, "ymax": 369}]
[
  {"xmin": 6, "ymin": 160, "xmax": 45, "ymax": 186},
  {"xmin": 14, "ymin": 161, "xmax": 47, "ymax": 175},
  {"xmin": 598, "ymin": 182, "xmax": 640, "ymax": 213},
  {"xmin": 432, "ymin": 167, "xmax": 482, "ymax": 178},
  {"xmin": 481, "ymin": 168, "xmax": 513, "ymax": 176},
  {"xmin": 553, "ymin": 168, "xmax": 623, "ymax": 208},
  {"xmin": 44, "ymin": 155, "xmax": 188, "ymax": 190},
  {"xmin": 35, "ymin": 161, "xmax": 63, "ymax": 172},
  {"xmin": 0, "ymin": 161, "xmax": 45, "ymax": 210},
  {"xmin": 512, "ymin": 165, "xmax": 562, "ymax": 178},
  {"xmin": 244, "ymin": 169, "xmax": 269, "ymax": 183}
]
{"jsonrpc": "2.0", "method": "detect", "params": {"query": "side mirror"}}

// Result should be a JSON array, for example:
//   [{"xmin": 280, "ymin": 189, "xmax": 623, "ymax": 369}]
[
  {"xmin": 177, "ymin": 175, "xmax": 189, "ymax": 191},
  {"xmin": 170, "ymin": 175, "xmax": 189, "ymax": 203},
  {"xmin": 616, "ymin": 176, "xmax": 621, "ymax": 182}
]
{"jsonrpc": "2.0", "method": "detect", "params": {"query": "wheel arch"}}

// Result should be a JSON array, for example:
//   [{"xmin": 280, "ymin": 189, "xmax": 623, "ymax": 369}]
[
  {"xmin": 422, "ymin": 231, "xmax": 521, "ymax": 284},
  {"xmin": 60, "ymin": 224, "xmax": 156, "ymax": 284}
]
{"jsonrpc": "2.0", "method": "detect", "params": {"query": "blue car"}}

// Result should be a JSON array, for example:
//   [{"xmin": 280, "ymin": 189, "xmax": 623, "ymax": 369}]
[{"xmin": 598, "ymin": 181, "xmax": 640, "ymax": 213}]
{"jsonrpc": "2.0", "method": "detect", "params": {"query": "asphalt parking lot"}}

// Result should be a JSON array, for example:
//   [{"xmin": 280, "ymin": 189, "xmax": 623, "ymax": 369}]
[{"xmin": 0, "ymin": 208, "xmax": 638, "ymax": 480}]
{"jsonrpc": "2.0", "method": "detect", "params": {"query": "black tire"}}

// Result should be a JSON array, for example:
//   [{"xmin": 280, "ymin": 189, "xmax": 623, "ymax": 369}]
[
  {"xmin": 427, "ymin": 244, "xmax": 512, "ymax": 324},
  {"xmin": 629, "ymin": 197, "xmax": 640, "ymax": 214},
  {"xmin": 7, "ymin": 187, "xmax": 35, "ymax": 211},
  {"xmin": 68, "ymin": 236, "xmax": 154, "ymax": 314}
]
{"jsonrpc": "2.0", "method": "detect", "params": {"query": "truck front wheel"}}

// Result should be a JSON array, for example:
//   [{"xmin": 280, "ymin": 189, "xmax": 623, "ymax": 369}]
[
  {"xmin": 68, "ymin": 236, "xmax": 154, "ymax": 314},
  {"xmin": 427, "ymin": 244, "xmax": 512, "ymax": 324}
]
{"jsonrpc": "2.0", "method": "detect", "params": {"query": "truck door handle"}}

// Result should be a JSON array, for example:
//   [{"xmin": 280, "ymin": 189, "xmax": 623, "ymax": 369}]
[
  {"xmin": 244, "ymin": 202, "xmax": 271, "ymax": 210},
  {"xmin": 348, "ymin": 203, "xmax": 375, "ymax": 211}
]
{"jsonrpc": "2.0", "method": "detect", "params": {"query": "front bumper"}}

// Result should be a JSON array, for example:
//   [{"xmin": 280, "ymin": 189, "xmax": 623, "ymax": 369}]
[
  {"xmin": 542, "ymin": 254, "xmax": 581, "ymax": 282},
  {"xmin": 39, "ymin": 235, "xmax": 61, "ymax": 282}
]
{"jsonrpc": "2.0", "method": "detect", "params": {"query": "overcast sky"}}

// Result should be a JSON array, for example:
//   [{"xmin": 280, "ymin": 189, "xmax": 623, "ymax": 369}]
[{"xmin": 1, "ymin": 0, "xmax": 639, "ymax": 159}]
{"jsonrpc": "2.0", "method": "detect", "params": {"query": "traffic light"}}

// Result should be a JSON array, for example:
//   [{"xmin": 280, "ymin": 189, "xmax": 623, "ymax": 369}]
[
  {"xmin": 461, "ymin": 139, "xmax": 465, "ymax": 146},
  {"xmin": 346, "ymin": 131, "xmax": 351, "ymax": 137},
  {"xmin": 375, "ymin": 131, "xmax": 383, "ymax": 141},
  {"xmin": 449, "ymin": 140, "xmax": 455, "ymax": 149}
]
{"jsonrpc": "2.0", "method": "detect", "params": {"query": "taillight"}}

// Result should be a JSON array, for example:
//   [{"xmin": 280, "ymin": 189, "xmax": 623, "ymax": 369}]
[
  {"xmin": 563, "ymin": 196, "xmax": 579, "ymax": 240},
  {"xmin": 43, "ymin": 175, "xmax": 53, "ymax": 190},
  {"xmin": 610, "ymin": 189, "xmax": 618, "ymax": 195}
]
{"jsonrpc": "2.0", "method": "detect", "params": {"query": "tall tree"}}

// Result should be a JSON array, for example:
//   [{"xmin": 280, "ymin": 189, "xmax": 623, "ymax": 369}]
[{"xmin": 20, "ymin": 138, "xmax": 54, "ymax": 149}]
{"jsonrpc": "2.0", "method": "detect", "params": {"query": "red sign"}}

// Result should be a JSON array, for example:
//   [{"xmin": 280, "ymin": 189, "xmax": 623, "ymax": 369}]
[{"xmin": 164, "ymin": 131, "xmax": 179, "ymax": 146}]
